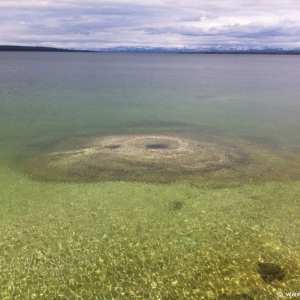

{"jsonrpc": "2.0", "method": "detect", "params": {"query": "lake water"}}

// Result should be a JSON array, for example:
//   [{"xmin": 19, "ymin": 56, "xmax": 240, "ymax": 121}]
[{"xmin": 0, "ymin": 52, "xmax": 300, "ymax": 299}]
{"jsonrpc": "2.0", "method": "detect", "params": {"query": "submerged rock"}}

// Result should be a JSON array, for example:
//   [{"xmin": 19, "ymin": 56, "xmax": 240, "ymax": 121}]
[
  {"xmin": 258, "ymin": 262, "xmax": 285, "ymax": 283},
  {"xmin": 17, "ymin": 134, "xmax": 247, "ymax": 184},
  {"xmin": 169, "ymin": 201, "xmax": 184, "ymax": 211}
]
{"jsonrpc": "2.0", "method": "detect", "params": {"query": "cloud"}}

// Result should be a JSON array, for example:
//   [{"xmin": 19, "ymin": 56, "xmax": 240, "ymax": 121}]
[
  {"xmin": 139, "ymin": 21, "xmax": 300, "ymax": 39},
  {"xmin": 0, "ymin": 0, "xmax": 300, "ymax": 48}
]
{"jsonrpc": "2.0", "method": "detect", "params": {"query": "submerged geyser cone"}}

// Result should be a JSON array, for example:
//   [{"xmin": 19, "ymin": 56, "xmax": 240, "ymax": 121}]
[{"xmin": 18, "ymin": 135, "xmax": 247, "ymax": 184}]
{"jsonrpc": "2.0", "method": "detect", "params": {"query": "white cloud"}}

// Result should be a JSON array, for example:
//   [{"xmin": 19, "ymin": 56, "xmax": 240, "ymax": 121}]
[{"xmin": 0, "ymin": 0, "xmax": 300, "ymax": 48}]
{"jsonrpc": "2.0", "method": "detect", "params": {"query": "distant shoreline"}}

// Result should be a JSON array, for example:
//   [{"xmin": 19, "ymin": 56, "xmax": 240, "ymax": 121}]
[
  {"xmin": 1, "ymin": 45, "xmax": 300, "ymax": 54},
  {"xmin": 0, "ymin": 45, "xmax": 93, "ymax": 52}
]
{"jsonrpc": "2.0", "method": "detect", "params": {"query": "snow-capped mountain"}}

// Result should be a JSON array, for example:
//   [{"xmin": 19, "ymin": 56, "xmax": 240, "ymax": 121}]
[{"xmin": 89, "ymin": 45, "xmax": 300, "ymax": 53}]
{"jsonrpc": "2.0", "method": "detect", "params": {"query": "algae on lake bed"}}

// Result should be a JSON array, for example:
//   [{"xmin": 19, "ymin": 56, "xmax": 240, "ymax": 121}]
[{"xmin": 1, "ymin": 179, "xmax": 300, "ymax": 300}]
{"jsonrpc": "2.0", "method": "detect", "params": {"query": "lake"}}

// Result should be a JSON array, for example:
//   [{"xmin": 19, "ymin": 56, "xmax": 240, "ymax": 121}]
[{"xmin": 0, "ymin": 52, "xmax": 300, "ymax": 299}]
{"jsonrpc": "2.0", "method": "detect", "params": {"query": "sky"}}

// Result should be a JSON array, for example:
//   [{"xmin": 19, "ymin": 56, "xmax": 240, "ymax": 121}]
[{"xmin": 1, "ymin": 0, "xmax": 300, "ymax": 49}]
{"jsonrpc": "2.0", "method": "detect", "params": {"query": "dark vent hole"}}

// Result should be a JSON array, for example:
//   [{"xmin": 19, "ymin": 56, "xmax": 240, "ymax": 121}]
[
  {"xmin": 146, "ymin": 143, "xmax": 169, "ymax": 149},
  {"xmin": 104, "ymin": 144, "xmax": 121, "ymax": 149}
]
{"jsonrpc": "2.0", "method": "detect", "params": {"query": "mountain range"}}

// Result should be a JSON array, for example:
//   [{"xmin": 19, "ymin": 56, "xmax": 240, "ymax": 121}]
[{"xmin": 93, "ymin": 45, "xmax": 300, "ymax": 54}]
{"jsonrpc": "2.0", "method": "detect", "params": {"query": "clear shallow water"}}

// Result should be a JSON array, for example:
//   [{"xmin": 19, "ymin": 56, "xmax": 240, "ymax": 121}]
[{"xmin": 0, "ymin": 53, "xmax": 300, "ymax": 299}]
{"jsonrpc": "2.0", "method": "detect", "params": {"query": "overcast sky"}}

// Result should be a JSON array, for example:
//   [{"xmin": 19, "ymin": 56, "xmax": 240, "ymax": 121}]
[{"xmin": 1, "ymin": 0, "xmax": 300, "ymax": 49}]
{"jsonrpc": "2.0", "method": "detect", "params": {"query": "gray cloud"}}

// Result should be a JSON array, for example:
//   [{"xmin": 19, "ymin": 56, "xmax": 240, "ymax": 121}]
[
  {"xmin": 0, "ymin": 0, "xmax": 300, "ymax": 49},
  {"xmin": 135, "ymin": 21, "xmax": 300, "ymax": 41}
]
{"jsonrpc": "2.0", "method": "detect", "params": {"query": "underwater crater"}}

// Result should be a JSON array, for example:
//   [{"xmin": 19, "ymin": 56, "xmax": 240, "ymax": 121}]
[
  {"xmin": 17, "ymin": 133, "xmax": 300, "ymax": 187},
  {"xmin": 17, "ymin": 134, "xmax": 248, "ymax": 185}
]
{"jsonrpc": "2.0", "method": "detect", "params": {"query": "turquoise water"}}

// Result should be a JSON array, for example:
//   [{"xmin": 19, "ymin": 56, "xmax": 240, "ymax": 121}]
[{"xmin": 0, "ymin": 52, "xmax": 300, "ymax": 299}]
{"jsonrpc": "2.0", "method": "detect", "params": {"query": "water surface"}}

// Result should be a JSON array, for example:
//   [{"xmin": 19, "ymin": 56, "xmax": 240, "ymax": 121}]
[{"xmin": 1, "ymin": 53, "xmax": 300, "ymax": 299}]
